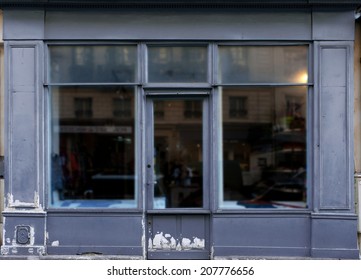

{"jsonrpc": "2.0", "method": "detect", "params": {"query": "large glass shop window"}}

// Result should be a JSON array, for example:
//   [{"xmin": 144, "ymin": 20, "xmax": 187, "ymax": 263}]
[
  {"xmin": 219, "ymin": 46, "xmax": 308, "ymax": 209},
  {"xmin": 49, "ymin": 45, "xmax": 137, "ymax": 208}
]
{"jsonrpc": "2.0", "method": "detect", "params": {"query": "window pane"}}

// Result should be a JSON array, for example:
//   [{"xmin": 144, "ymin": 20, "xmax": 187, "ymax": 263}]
[
  {"xmin": 220, "ymin": 87, "xmax": 307, "ymax": 209},
  {"xmin": 148, "ymin": 46, "xmax": 208, "ymax": 83},
  {"xmin": 153, "ymin": 99, "xmax": 203, "ymax": 208},
  {"xmin": 49, "ymin": 45, "xmax": 137, "ymax": 83},
  {"xmin": 50, "ymin": 86, "xmax": 136, "ymax": 208},
  {"xmin": 219, "ymin": 46, "xmax": 308, "ymax": 84}
]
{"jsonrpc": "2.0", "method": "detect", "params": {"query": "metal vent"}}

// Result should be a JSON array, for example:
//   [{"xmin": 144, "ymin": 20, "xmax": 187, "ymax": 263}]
[{"xmin": 16, "ymin": 225, "xmax": 31, "ymax": 245}]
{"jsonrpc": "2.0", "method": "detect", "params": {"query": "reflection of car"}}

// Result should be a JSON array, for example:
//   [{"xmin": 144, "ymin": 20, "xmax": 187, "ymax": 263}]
[{"xmin": 251, "ymin": 169, "xmax": 306, "ymax": 201}]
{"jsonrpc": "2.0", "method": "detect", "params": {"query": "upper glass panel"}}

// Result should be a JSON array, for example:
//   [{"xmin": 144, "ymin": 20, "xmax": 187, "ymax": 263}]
[
  {"xmin": 49, "ymin": 45, "xmax": 137, "ymax": 83},
  {"xmin": 148, "ymin": 46, "xmax": 208, "ymax": 83},
  {"xmin": 218, "ymin": 46, "xmax": 308, "ymax": 84}
]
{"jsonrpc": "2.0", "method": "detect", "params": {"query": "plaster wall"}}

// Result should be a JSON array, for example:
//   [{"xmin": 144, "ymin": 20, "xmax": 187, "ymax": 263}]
[{"xmin": 0, "ymin": 10, "xmax": 4, "ymax": 246}]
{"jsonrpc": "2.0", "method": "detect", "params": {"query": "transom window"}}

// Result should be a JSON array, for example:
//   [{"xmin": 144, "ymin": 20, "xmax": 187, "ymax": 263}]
[{"xmin": 147, "ymin": 45, "xmax": 208, "ymax": 83}]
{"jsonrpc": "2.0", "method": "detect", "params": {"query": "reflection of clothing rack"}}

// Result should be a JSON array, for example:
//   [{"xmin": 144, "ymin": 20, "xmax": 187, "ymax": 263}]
[
  {"xmin": 51, "ymin": 154, "xmax": 65, "ymax": 203},
  {"xmin": 52, "ymin": 154, "xmax": 64, "ymax": 191}
]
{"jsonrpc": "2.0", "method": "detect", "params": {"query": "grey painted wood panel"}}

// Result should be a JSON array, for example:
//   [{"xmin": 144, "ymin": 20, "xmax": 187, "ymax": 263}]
[
  {"xmin": 321, "ymin": 48, "xmax": 347, "ymax": 87},
  {"xmin": 212, "ymin": 215, "xmax": 310, "ymax": 257},
  {"xmin": 44, "ymin": 10, "xmax": 311, "ymax": 41},
  {"xmin": 46, "ymin": 214, "xmax": 143, "ymax": 247},
  {"xmin": 3, "ymin": 10, "xmax": 44, "ymax": 40},
  {"xmin": 312, "ymin": 11, "xmax": 355, "ymax": 41},
  {"xmin": 1, "ymin": 212, "xmax": 46, "ymax": 245},
  {"xmin": 311, "ymin": 214, "xmax": 359, "ymax": 258},
  {"xmin": 318, "ymin": 43, "xmax": 353, "ymax": 211},
  {"xmin": 11, "ymin": 47, "xmax": 36, "ymax": 92},
  {"xmin": 10, "ymin": 92, "xmax": 37, "ymax": 203},
  {"xmin": 3, "ymin": 9, "xmax": 355, "ymax": 41},
  {"xmin": 7, "ymin": 43, "xmax": 41, "ymax": 207},
  {"xmin": 320, "ymin": 86, "xmax": 348, "ymax": 209}
]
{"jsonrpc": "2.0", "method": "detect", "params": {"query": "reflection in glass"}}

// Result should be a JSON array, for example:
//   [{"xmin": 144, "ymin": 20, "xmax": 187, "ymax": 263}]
[
  {"xmin": 219, "ymin": 46, "xmax": 308, "ymax": 84},
  {"xmin": 221, "ymin": 87, "xmax": 307, "ymax": 209},
  {"xmin": 50, "ymin": 86, "xmax": 136, "ymax": 208},
  {"xmin": 153, "ymin": 99, "xmax": 203, "ymax": 208},
  {"xmin": 49, "ymin": 45, "xmax": 137, "ymax": 83},
  {"xmin": 148, "ymin": 46, "xmax": 208, "ymax": 83}
]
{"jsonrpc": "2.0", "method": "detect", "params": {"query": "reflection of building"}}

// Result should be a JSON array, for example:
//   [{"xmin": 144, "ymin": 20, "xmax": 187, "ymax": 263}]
[
  {"xmin": 51, "ymin": 87, "xmax": 136, "ymax": 202},
  {"xmin": 0, "ymin": 1, "xmax": 360, "ymax": 260},
  {"xmin": 222, "ymin": 88, "xmax": 306, "ymax": 192},
  {"xmin": 56, "ymin": 86, "xmax": 306, "ymax": 197}
]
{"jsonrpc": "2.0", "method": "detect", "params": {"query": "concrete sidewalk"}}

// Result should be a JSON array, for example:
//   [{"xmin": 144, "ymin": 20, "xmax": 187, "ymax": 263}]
[{"xmin": 0, "ymin": 254, "xmax": 358, "ymax": 260}]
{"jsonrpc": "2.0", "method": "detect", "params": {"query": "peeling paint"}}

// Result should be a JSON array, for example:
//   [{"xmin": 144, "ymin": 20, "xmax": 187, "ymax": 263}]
[
  {"xmin": 181, "ymin": 237, "xmax": 205, "ymax": 249},
  {"xmin": 151, "ymin": 232, "xmax": 205, "ymax": 251},
  {"xmin": 51, "ymin": 240, "xmax": 59, "ymax": 247},
  {"xmin": 12, "ymin": 200, "xmax": 37, "ymax": 208},
  {"xmin": 182, "ymin": 238, "xmax": 191, "ymax": 248},
  {"xmin": 193, "ymin": 237, "xmax": 205, "ymax": 249},
  {"xmin": 1, "ymin": 247, "xmax": 9, "ymax": 255},
  {"xmin": 29, "ymin": 226, "xmax": 35, "ymax": 245},
  {"xmin": 141, "ymin": 214, "xmax": 146, "ymax": 259},
  {"xmin": 170, "ymin": 237, "xmax": 176, "ymax": 248},
  {"xmin": 37, "ymin": 247, "xmax": 45, "ymax": 255},
  {"xmin": 153, "ymin": 232, "xmax": 172, "ymax": 249},
  {"xmin": 210, "ymin": 245, "xmax": 215, "ymax": 259},
  {"xmin": 6, "ymin": 238, "xmax": 10, "ymax": 244},
  {"xmin": 34, "ymin": 192, "xmax": 40, "ymax": 208},
  {"xmin": 5, "ymin": 192, "xmax": 42, "ymax": 209},
  {"xmin": 6, "ymin": 193, "xmax": 13, "ymax": 207}
]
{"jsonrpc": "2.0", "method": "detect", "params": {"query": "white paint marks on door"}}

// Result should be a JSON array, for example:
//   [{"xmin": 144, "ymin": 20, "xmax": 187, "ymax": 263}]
[{"xmin": 150, "ymin": 232, "xmax": 205, "ymax": 250}]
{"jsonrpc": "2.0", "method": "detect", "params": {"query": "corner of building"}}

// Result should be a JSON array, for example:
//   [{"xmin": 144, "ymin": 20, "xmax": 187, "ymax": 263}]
[
  {"xmin": 354, "ymin": 16, "xmax": 361, "ymax": 257},
  {"xmin": 0, "ymin": 8, "xmax": 4, "ymax": 248}
]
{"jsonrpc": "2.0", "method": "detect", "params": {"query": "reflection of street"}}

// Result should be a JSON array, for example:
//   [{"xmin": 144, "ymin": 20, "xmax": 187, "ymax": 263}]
[{"xmin": 222, "ymin": 87, "xmax": 307, "ymax": 208}]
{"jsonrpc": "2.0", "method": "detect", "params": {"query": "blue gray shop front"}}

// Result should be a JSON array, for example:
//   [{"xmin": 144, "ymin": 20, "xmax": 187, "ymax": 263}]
[{"xmin": 0, "ymin": 1, "xmax": 359, "ymax": 259}]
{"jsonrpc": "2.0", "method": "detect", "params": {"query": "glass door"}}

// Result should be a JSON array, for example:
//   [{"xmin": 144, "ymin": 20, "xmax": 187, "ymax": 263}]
[{"xmin": 146, "ymin": 93, "xmax": 210, "ymax": 259}]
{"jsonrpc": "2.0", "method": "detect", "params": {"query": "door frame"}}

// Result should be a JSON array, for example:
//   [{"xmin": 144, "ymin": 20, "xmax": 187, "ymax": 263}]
[{"xmin": 144, "ymin": 90, "xmax": 212, "ymax": 259}]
